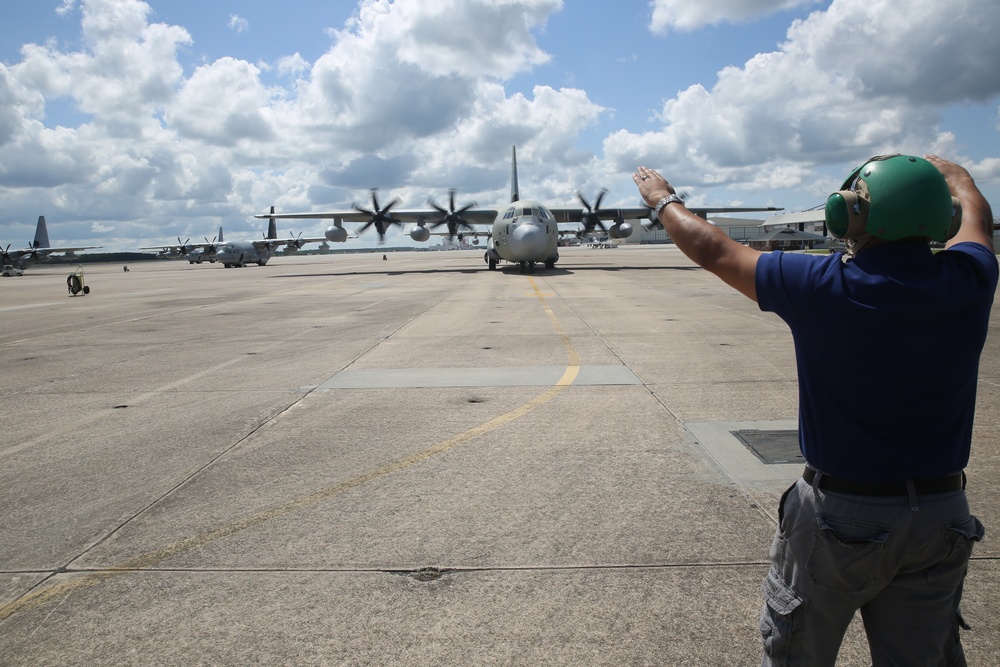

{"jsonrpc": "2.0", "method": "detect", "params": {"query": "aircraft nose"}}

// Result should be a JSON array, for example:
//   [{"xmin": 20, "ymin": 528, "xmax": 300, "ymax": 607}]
[{"xmin": 507, "ymin": 223, "xmax": 546, "ymax": 259}]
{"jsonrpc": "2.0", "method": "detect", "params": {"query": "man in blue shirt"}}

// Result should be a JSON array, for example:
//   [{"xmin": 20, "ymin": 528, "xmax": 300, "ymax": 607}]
[{"xmin": 634, "ymin": 155, "xmax": 997, "ymax": 666}]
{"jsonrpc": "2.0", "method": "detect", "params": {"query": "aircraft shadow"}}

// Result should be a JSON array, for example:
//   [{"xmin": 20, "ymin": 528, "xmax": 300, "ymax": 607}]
[{"xmin": 270, "ymin": 264, "xmax": 700, "ymax": 279}]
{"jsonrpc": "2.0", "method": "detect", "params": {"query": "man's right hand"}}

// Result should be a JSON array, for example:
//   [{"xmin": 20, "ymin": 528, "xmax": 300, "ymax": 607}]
[{"xmin": 925, "ymin": 155, "xmax": 995, "ymax": 250}]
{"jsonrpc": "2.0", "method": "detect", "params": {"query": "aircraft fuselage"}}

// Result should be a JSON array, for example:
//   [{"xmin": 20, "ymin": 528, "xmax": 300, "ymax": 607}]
[
  {"xmin": 485, "ymin": 199, "xmax": 559, "ymax": 271},
  {"xmin": 185, "ymin": 249, "xmax": 217, "ymax": 264},
  {"xmin": 215, "ymin": 242, "xmax": 271, "ymax": 268}
]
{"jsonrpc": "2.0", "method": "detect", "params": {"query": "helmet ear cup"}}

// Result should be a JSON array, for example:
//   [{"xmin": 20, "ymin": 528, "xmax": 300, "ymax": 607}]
[
  {"xmin": 943, "ymin": 196, "xmax": 963, "ymax": 241},
  {"xmin": 826, "ymin": 190, "xmax": 870, "ymax": 239}
]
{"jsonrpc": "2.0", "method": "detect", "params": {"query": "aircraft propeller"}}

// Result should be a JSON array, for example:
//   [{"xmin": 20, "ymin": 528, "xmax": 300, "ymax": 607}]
[
  {"xmin": 202, "ymin": 235, "xmax": 219, "ymax": 256},
  {"xmin": 644, "ymin": 191, "xmax": 688, "ymax": 230},
  {"xmin": 1, "ymin": 243, "xmax": 12, "ymax": 265},
  {"xmin": 428, "ymin": 189, "xmax": 476, "ymax": 241},
  {"xmin": 577, "ymin": 189, "xmax": 609, "ymax": 237},
  {"xmin": 354, "ymin": 189, "xmax": 402, "ymax": 241},
  {"xmin": 25, "ymin": 239, "xmax": 44, "ymax": 262}
]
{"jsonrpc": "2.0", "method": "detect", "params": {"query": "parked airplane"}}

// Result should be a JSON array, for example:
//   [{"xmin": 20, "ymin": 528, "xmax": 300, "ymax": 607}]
[
  {"xmin": 1, "ymin": 216, "xmax": 101, "ymax": 276},
  {"xmin": 257, "ymin": 147, "xmax": 782, "ymax": 273},
  {"xmin": 141, "ymin": 219, "xmax": 339, "ymax": 268},
  {"xmin": 142, "ymin": 228, "xmax": 224, "ymax": 263}
]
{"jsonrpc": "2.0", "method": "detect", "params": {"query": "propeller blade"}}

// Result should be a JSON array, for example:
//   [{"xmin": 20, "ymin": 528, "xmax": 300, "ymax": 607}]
[
  {"xmin": 427, "ymin": 190, "xmax": 477, "ymax": 240},
  {"xmin": 355, "ymin": 189, "xmax": 402, "ymax": 240},
  {"xmin": 578, "ymin": 188, "xmax": 609, "ymax": 235}
]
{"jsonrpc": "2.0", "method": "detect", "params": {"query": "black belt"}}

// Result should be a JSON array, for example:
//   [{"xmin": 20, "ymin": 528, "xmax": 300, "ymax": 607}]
[{"xmin": 803, "ymin": 467, "xmax": 965, "ymax": 496}]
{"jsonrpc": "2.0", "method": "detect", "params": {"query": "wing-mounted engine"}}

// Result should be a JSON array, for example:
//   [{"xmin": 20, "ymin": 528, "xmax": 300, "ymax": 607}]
[
  {"xmin": 409, "ymin": 220, "xmax": 430, "ymax": 243},
  {"xmin": 428, "ymin": 189, "xmax": 476, "ymax": 241},
  {"xmin": 577, "ymin": 189, "xmax": 609, "ymax": 239},
  {"xmin": 354, "ymin": 190, "xmax": 402, "ymax": 242},
  {"xmin": 609, "ymin": 218, "xmax": 634, "ymax": 239},
  {"xmin": 176, "ymin": 237, "xmax": 196, "ymax": 256},
  {"xmin": 325, "ymin": 221, "xmax": 349, "ymax": 243},
  {"xmin": 576, "ymin": 189, "xmax": 634, "ymax": 240},
  {"xmin": 284, "ymin": 232, "xmax": 306, "ymax": 251},
  {"xmin": 26, "ymin": 239, "xmax": 48, "ymax": 262},
  {"xmin": 202, "ymin": 235, "xmax": 220, "ymax": 257}
]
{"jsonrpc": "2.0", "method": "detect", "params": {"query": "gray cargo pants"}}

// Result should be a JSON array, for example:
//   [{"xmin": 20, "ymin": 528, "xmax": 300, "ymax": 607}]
[{"xmin": 759, "ymin": 474, "xmax": 983, "ymax": 666}]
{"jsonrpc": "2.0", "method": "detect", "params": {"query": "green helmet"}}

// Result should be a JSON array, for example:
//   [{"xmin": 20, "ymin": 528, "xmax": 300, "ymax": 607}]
[{"xmin": 825, "ymin": 154, "xmax": 960, "ymax": 242}]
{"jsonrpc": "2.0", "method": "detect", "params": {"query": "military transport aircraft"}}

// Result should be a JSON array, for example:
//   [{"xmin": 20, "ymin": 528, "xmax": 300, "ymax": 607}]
[
  {"xmin": 142, "ymin": 219, "xmax": 338, "ymax": 268},
  {"xmin": 257, "ymin": 147, "xmax": 782, "ymax": 274},
  {"xmin": 142, "ymin": 228, "xmax": 223, "ymax": 263},
  {"xmin": 2, "ymin": 216, "xmax": 101, "ymax": 276}
]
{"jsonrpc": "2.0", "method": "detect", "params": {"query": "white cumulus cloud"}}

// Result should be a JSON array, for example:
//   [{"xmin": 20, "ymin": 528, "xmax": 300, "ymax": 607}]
[{"xmin": 650, "ymin": 0, "xmax": 819, "ymax": 32}]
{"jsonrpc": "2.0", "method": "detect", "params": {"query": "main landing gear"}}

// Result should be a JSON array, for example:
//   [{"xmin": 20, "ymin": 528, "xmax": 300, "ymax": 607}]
[{"xmin": 517, "ymin": 259, "xmax": 556, "ymax": 273}]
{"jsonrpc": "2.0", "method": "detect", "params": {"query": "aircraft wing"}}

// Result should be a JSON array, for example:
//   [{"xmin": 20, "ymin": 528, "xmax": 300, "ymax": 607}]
[
  {"xmin": 255, "ymin": 235, "xmax": 338, "ymax": 252},
  {"xmin": 47, "ymin": 245, "xmax": 102, "ymax": 253},
  {"xmin": 259, "ymin": 209, "xmax": 499, "ymax": 225},
  {"xmin": 547, "ymin": 204, "xmax": 783, "ymax": 225},
  {"xmin": 140, "ymin": 242, "xmax": 204, "ymax": 252},
  {"xmin": 258, "ymin": 202, "xmax": 783, "ymax": 239},
  {"xmin": 546, "ymin": 205, "xmax": 650, "ymax": 224},
  {"xmin": 7, "ymin": 244, "xmax": 101, "ymax": 255},
  {"xmin": 645, "ymin": 205, "xmax": 784, "ymax": 229},
  {"xmin": 24, "ymin": 245, "xmax": 102, "ymax": 260},
  {"xmin": 2, "ymin": 248, "xmax": 32, "ymax": 263},
  {"xmin": 258, "ymin": 207, "xmax": 500, "ymax": 242}
]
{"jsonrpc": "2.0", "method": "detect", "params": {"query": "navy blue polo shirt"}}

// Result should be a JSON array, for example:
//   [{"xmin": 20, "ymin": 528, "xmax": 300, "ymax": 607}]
[{"xmin": 756, "ymin": 241, "xmax": 998, "ymax": 483}]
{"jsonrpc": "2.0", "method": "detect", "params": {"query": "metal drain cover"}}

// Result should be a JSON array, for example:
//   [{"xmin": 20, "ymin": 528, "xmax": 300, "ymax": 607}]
[{"xmin": 731, "ymin": 429, "xmax": 803, "ymax": 465}]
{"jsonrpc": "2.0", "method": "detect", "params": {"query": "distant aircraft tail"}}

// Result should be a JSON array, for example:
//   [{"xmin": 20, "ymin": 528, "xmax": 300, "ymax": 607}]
[
  {"xmin": 33, "ymin": 215, "xmax": 50, "ymax": 249},
  {"xmin": 218, "ymin": 227, "xmax": 224, "ymax": 243},
  {"xmin": 267, "ymin": 207, "xmax": 277, "ymax": 239},
  {"xmin": 510, "ymin": 145, "xmax": 520, "ymax": 203}
]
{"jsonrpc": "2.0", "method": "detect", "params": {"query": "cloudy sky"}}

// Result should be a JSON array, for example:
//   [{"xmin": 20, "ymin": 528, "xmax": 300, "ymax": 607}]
[{"xmin": 1, "ymin": 0, "xmax": 998, "ymax": 251}]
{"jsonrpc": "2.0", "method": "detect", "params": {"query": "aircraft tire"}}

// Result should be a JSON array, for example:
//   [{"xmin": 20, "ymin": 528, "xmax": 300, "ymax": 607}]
[{"xmin": 488, "ymin": 258, "xmax": 497, "ymax": 270}]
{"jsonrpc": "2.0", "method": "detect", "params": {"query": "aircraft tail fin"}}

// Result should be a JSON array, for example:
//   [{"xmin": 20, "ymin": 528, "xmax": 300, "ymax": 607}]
[
  {"xmin": 267, "ymin": 206, "xmax": 277, "ymax": 239},
  {"xmin": 510, "ymin": 145, "xmax": 520, "ymax": 203},
  {"xmin": 218, "ymin": 227, "xmax": 224, "ymax": 243},
  {"xmin": 34, "ymin": 215, "xmax": 50, "ymax": 249}
]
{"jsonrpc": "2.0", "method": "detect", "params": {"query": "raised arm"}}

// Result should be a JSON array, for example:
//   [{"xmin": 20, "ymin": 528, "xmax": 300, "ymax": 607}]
[
  {"xmin": 925, "ymin": 155, "xmax": 995, "ymax": 251},
  {"xmin": 633, "ymin": 166, "xmax": 761, "ymax": 302}
]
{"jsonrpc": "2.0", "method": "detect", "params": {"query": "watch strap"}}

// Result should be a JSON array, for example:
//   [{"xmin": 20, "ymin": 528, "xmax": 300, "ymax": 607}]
[{"xmin": 654, "ymin": 194, "xmax": 685, "ymax": 216}]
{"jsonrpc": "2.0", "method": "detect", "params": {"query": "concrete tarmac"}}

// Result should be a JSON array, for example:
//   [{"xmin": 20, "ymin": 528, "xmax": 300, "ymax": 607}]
[{"xmin": 1, "ymin": 247, "xmax": 997, "ymax": 666}]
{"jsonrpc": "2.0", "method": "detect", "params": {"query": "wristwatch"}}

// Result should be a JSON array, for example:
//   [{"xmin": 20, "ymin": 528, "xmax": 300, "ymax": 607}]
[{"xmin": 654, "ymin": 194, "xmax": 685, "ymax": 217}]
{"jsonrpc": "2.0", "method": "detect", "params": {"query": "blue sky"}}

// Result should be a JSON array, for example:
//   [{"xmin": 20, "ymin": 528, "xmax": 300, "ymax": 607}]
[{"xmin": 1, "ymin": 0, "xmax": 998, "ymax": 251}]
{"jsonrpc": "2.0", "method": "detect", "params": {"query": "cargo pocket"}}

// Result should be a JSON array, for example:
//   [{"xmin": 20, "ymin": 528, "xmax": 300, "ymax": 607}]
[
  {"xmin": 927, "ymin": 515, "xmax": 984, "ymax": 585},
  {"xmin": 807, "ymin": 515, "xmax": 889, "ymax": 592},
  {"xmin": 760, "ymin": 569, "xmax": 802, "ymax": 666}
]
